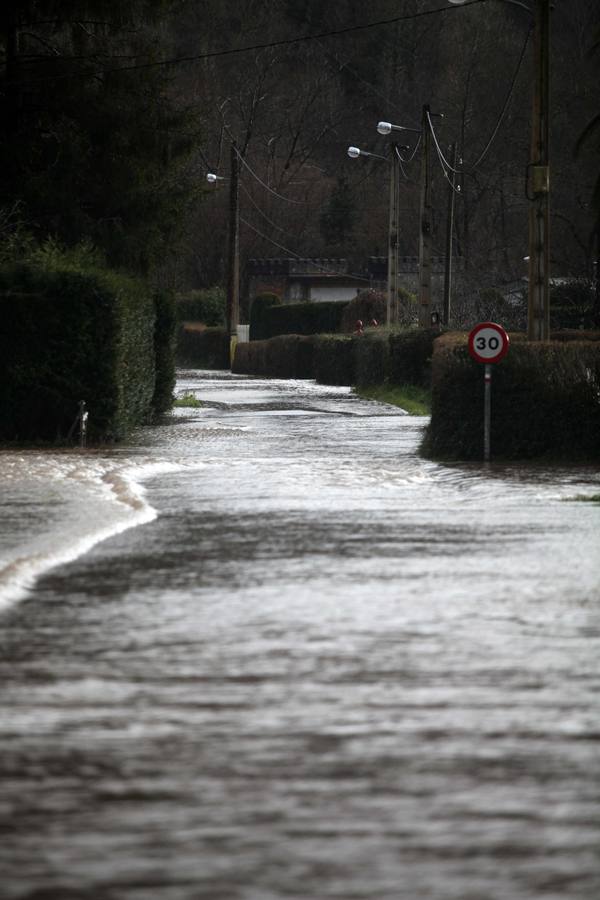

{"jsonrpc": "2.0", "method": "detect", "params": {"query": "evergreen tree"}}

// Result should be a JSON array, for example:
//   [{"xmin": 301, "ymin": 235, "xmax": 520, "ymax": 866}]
[
  {"xmin": 0, "ymin": 1, "xmax": 200, "ymax": 275},
  {"xmin": 319, "ymin": 176, "xmax": 356, "ymax": 250}
]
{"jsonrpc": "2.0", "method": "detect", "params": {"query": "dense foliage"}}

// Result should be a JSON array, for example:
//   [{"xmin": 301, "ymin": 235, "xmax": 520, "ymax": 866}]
[
  {"xmin": 1, "ymin": 1, "xmax": 199, "ymax": 278},
  {"xmin": 176, "ymin": 326, "xmax": 230, "ymax": 369},
  {"xmin": 176, "ymin": 287, "xmax": 226, "ymax": 326},
  {"xmin": 260, "ymin": 300, "xmax": 350, "ymax": 339},
  {"xmin": 0, "ymin": 249, "xmax": 167, "ymax": 441},
  {"xmin": 2, "ymin": 1, "xmax": 598, "ymax": 302},
  {"xmin": 424, "ymin": 336, "xmax": 600, "ymax": 460},
  {"xmin": 249, "ymin": 292, "xmax": 282, "ymax": 341},
  {"xmin": 234, "ymin": 327, "xmax": 436, "ymax": 392},
  {"xmin": 340, "ymin": 290, "xmax": 387, "ymax": 333},
  {"xmin": 388, "ymin": 328, "xmax": 439, "ymax": 388}
]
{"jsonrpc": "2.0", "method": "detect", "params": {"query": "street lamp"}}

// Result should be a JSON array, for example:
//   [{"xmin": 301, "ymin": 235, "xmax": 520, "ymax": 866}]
[
  {"xmin": 377, "ymin": 122, "xmax": 421, "ymax": 137},
  {"xmin": 347, "ymin": 142, "xmax": 407, "ymax": 325},
  {"xmin": 449, "ymin": 0, "xmax": 551, "ymax": 340},
  {"xmin": 206, "ymin": 143, "xmax": 240, "ymax": 357}
]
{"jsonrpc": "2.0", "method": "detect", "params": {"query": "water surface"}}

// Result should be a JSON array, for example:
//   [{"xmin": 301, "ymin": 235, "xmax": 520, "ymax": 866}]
[{"xmin": 1, "ymin": 371, "xmax": 599, "ymax": 899}]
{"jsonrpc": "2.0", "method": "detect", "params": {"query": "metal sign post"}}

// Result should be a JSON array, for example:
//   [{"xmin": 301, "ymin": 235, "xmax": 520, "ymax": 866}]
[
  {"xmin": 484, "ymin": 364, "xmax": 492, "ymax": 462},
  {"xmin": 468, "ymin": 322, "xmax": 510, "ymax": 462}
]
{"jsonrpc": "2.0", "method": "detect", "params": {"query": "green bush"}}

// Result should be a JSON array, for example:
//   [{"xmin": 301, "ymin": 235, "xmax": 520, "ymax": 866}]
[
  {"xmin": 233, "ymin": 335, "xmax": 315, "ymax": 378},
  {"xmin": 152, "ymin": 288, "xmax": 177, "ymax": 415},
  {"xmin": 313, "ymin": 335, "xmax": 356, "ymax": 385},
  {"xmin": 424, "ymin": 337, "xmax": 600, "ymax": 460},
  {"xmin": 233, "ymin": 339, "xmax": 268, "ymax": 376},
  {"xmin": 249, "ymin": 292, "xmax": 282, "ymax": 341},
  {"xmin": 354, "ymin": 331, "xmax": 390, "ymax": 387},
  {"xmin": 176, "ymin": 286, "xmax": 225, "ymax": 326},
  {"xmin": 265, "ymin": 335, "xmax": 315, "ymax": 378},
  {"xmin": 176, "ymin": 325, "xmax": 230, "ymax": 369},
  {"xmin": 389, "ymin": 327, "xmax": 440, "ymax": 387},
  {"xmin": 550, "ymin": 281, "xmax": 597, "ymax": 330},
  {"xmin": 340, "ymin": 290, "xmax": 386, "ymax": 332},
  {"xmin": 263, "ymin": 300, "xmax": 350, "ymax": 338},
  {"xmin": 0, "ymin": 258, "xmax": 157, "ymax": 442}
]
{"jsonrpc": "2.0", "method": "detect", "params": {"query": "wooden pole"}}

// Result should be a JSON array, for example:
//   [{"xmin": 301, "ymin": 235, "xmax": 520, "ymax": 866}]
[
  {"xmin": 527, "ymin": 0, "xmax": 550, "ymax": 341},
  {"xmin": 418, "ymin": 105, "xmax": 432, "ymax": 328}
]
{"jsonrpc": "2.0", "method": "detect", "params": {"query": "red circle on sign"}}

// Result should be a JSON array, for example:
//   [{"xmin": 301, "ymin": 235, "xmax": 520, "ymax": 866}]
[{"xmin": 468, "ymin": 322, "xmax": 510, "ymax": 364}]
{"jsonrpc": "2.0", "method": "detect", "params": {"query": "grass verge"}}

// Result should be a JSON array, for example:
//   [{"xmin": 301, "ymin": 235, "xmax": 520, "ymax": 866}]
[
  {"xmin": 173, "ymin": 392, "xmax": 202, "ymax": 408},
  {"xmin": 354, "ymin": 383, "xmax": 431, "ymax": 415}
]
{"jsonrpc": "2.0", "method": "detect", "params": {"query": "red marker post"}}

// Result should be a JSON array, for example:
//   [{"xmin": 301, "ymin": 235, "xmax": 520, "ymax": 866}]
[{"xmin": 468, "ymin": 322, "xmax": 510, "ymax": 462}]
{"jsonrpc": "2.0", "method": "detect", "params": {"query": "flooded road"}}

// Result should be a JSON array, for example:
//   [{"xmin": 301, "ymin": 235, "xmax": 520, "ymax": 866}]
[{"xmin": 1, "ymin": 370, "xmax": 600, "ymax": 900}]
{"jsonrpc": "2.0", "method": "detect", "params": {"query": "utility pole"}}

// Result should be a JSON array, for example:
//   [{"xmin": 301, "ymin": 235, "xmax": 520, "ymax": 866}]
[
  {"xmin": 387, "ymin": 143, "xmax": 400, "ymax": 326},
  {"xmin": 226, "ymin": 141, "xmax": 240, "ymax": 359},
  {"xmin": 527, "ymin": 0, "xmax": 550, "ymax": 341},
  {"xmin": 443, "ymin": 142, "xmax": 457, "ymax": 327},
  {"xmin": 418, "ymin": 104, "xmax": 433, "ymax": 328}
]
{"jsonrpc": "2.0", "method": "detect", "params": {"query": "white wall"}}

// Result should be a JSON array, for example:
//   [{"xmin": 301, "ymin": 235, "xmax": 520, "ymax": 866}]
[{"xmin": 309, "ymin": 285, "xmax": 360, "ymax": 303}]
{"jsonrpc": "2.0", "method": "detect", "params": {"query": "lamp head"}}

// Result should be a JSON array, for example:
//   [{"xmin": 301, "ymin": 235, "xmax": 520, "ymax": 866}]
[
  {"xmin": 377, "ymin": 122, "xmax": 392, "ymax": 136},
  {"xmin": 347, "ymin": 146, "xmax": 361, "ymax": 159}
]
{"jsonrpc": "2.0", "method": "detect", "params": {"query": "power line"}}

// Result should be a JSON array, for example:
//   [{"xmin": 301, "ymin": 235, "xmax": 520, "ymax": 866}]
[
  {"xmin": 240, "ymin": 183, "xmax": 306, "ymax": 237},
  {"xmin": 10, "ymin": 1, "xmax": 487, "ymax": 84},
  {"xmin": 426, "ymin": 24, "xmax": 531, "ymax": 176},
  {"xmin": 236, "ymin": 149, "xmax": 304, "ymax": 205}
]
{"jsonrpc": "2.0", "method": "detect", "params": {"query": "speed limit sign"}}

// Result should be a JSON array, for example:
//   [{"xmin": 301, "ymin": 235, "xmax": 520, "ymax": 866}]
[
  {"xmin": 468, "ymin": 322, "xmax": 510, "ymax": 364},
  {"xmin": 468, "ymin": 322, "xmax": 509, "ymax": 462}
]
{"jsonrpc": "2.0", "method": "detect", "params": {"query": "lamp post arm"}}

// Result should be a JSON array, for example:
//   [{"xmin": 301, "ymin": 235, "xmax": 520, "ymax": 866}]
[{"xmin": 448, "ymin": 0, "xmax": 532, "ymax": 13}]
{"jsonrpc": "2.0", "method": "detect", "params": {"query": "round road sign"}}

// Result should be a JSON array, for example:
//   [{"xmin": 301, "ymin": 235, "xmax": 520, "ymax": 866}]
[{"xmin": 468, "ymin": 322, "xmax": 510, "ymax": 364}]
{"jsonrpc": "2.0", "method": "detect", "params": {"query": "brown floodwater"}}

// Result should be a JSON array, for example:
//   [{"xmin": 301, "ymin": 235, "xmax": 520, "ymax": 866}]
[{"xmin": 1, "ymin": 370, "xmax": 599, "ymax": 900}]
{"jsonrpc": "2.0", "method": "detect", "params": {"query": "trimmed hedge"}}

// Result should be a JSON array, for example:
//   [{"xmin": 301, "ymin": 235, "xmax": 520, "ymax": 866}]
[
  {"xmin": 176, "ymin": 287, "xmax": 225, "ymax": 326},
  {"xmin": 152, "ymin": 288, "xmax": 177, "ymax": 416},
  {"xmin": 233, "ymin": 328, "xmax": 439, "ymax": 390},
  {"xmin": 354, "ymin": 331, "xmax": 390, "ymax": 387},
  {"xmin": 233, "ymin": 335, "xmax": 315, "ymax": 379},
  {"xmin": 266, "ymin": 335, "xmax": 315, "ymax": 378},
  {"xmin": 249, "ymin": 292, "xmax": 281, "ymax": 341},
  {"xmin": 233, "ymin": 340, "xmax": 268, "ymax": 376},
  {"xmin": 0, "ymin": 261, "xmax": 161, "ymax": 442},
  {"xmin": 424, "ymin": 337, "xmax": 600, "ymax": 460},
  {"xmin": 340, "ymin": 289, "xmax": 386, "ymax": 333},
  {"xmin": 176, "ymin": 325, "xmax": 230, "ymax": 369},
  {"xmin": 313, "ymin": 335, "xmax": 356, "ymax": 385},
  {"xmin": 261, "ymin": 300, "xmax": 350, "ymax": 339},
  {"xmin": 388, "ymin": 327, "xmax": 440, "ymax": 387}
]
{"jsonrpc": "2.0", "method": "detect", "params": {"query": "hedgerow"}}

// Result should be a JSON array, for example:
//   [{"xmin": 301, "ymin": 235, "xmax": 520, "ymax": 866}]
[
  {"xmin": 176, "ymin": 325, "xmax": 230, "ymax": 369},
  {"xmin": 423, "ymin": 337, "xmax": 600, "ymax": 460},
  {"xmin": 0, "ymin": 252, "xmax": 164, "ymax": 442}
]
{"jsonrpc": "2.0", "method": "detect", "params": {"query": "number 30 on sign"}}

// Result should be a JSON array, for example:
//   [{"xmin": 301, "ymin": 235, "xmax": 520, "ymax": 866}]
[{"xmin": 468, "ymin": 322, "xmax": 510, "ymax": 364}]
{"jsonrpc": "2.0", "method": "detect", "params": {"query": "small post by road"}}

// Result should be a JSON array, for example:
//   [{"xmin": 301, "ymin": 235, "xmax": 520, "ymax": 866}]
[
  {"xmin": 79, "ymin": 400, "xmax": 88, "ymax": 449},
  {"xmin": 483, "ymin": 365, "xmax": 492, "ymax": 462}
]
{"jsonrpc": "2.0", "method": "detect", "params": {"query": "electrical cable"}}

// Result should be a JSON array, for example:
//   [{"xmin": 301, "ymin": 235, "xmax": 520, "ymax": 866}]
[
  {"xmin": 426, "ymin": 24, "xmax": 531, "ymax": 175},
  {"xmin": 404, "ymin": 133, "xmax": 422, "ymax": 164},
  {"xmin": 9, "ymin": 1, "xmax": 487, "ymax": 84},
  {"xmin": 236, "ymin": 148, "xmax": 304, "ymax": 205},
  {"xmin": 431, "ymin": 137, "xmax": 463, "ymax": 194},
  {"xmin": 240, "ymin": 183, "xmax": 307, "ymax": 237}
]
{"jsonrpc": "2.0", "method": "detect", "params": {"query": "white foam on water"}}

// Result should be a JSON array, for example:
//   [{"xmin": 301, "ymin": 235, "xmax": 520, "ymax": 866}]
[{"xmin": 0, "ymin": 453, "xmax": 190, "ymax": 610}]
